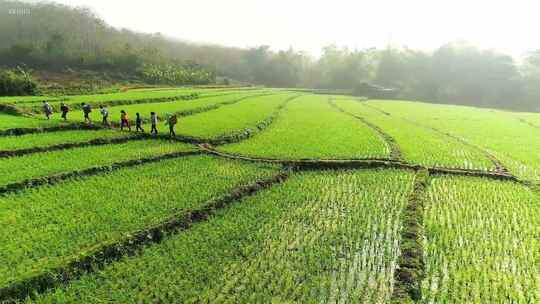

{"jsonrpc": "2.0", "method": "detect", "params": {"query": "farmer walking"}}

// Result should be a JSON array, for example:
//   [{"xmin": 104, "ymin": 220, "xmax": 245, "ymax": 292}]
[
  {"xmin": 165, "ymin": 114, "xmax": 177, "ymax": 137},
  {"xmin": 135, "ymin": 113, "xmax": 144, "ymax": 133},
  {"xmin": 150, "ymin": 112, "xmax": 158, "ymax": 135},
  {"xmin": 99, "ymin": 105, "xmax": 110, "ymax": 127},
  {"xmin": 120, "ymin": 110, "xmax": 131, "ymax": 131},
  {"xmin": 43, "ymin": 101, "xmax": 53, "ymax": 120},
  {"xmin": 82, "ymin": 103, "xmax": 92, "ymax": 125},
  {"xmin": 60, "ymin": 102, "xmax": 69, "ymax": 121}
]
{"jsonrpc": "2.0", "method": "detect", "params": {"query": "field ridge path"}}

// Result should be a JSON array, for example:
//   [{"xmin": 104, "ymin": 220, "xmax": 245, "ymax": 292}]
[
  {"xmin": 0, "ymin": 151, "xmax": 201, "ymax": 195},
  {"xmin": 0, "ymin": 133, "xmax": 145, "ymax": 158},
  {"xmin": 328, "ymin": 98, "xmax": 403, "ymax": 160},
  {"xmin": 0, "ymin": 170, "xmax": 290, "ymax": 303},
  {"xmin": 362, "ymin": 101, "xmax": 512, "ymax": 176},
  {"xmin": 200, "ymin": 144, "xmax": 520, "ymax": 181},
  {"xmin": 392, "ymin": 168, "xmax": 429, "ymax": 303}
]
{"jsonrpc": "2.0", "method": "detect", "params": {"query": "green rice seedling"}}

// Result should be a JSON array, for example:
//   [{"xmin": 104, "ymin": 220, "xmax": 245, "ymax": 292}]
[
  {"xmin": 0, "ymin": 129, "xmax": 131, "ymax": 152},
  {"xmin": 0, "ymin": 155, "xmax": 279, "ymax": 290},
  {"xmin": 173, "ymin": 93, "xmax": 297, "ymax": 139},
  {"xmin": 27, "ymin": 169, "xmax": 414, "ymax": 303},
  {"xmin": 368, "ymin": 100, "xmax": 540, "ymax": 180},
  {"xmin": 0, "ymin": 96, "xmax": 61, "ymax": 105},
  {"xmin": 0, "ymin": 140, "xmax": 194, "ymax": 187},
  {"xmin": 55, "ymin": 92, "xmax": 260, "ymax": 124},
  {"xmin": 221, "ymin": 95, "xmax": 389, "ymax": 160},
  {"xmin": 334, "ymin": 99, "xmax": 494, "ymax": 170},
  {"xmin": 0, "ymin": 113, "xmax": 63, "ymax": 131},
  {"xmin": 421, "ymin": 176, "xmax": 540, "ymax": 302}
]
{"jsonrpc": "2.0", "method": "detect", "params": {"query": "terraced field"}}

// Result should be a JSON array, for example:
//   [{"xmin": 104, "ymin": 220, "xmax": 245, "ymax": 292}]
[
  {"xmin": 0, "ymin": 89, "xmax": 538, "ymax": 303},
  {"xmin": 221, "ymin": 95, "xmax": 389, "ymax": 159}
]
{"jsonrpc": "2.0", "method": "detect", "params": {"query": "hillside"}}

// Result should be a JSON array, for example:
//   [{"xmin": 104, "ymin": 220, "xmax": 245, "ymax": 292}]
[{"xmin": 2, "ymin": 0, "xmax": 540, "ymax": 110}]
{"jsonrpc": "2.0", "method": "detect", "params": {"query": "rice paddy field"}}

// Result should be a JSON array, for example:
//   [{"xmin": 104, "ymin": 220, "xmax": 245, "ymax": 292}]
[{"xmin": 1, "ymin": 87, "xmax": 539, "ymax": 303}]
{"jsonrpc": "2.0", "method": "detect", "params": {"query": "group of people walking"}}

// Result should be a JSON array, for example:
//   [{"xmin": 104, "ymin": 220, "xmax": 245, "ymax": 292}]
[{"xmin": 42, "ymin": 101, "xmax": 178, "ymax": 137}]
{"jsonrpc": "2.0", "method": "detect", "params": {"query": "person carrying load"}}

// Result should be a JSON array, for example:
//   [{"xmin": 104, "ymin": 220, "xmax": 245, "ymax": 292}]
[
  {"xmin": 165, "ymin": 113, "xmax": 177, "ymax": 137},
  {"xmin": 82, "ymin": 103, "xmax": 92, "ymax": 125},
  {"xmin": 43, "ymin": 101, "xmax": 53, "ymax": 120},
  {"xmin": 60, "ymin": 102, "xmax": 69, "ymax": 121}
]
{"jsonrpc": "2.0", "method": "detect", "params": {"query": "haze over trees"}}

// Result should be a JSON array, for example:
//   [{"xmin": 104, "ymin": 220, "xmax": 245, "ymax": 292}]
[{"xmin": 1, "ymin": 0, "xmax": 540, "ymax": 111}]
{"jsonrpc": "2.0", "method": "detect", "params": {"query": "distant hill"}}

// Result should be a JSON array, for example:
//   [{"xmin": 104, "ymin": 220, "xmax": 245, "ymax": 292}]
[{"xmin": 1, "ymin": 0, "xmax": 540, "ymax": 110}]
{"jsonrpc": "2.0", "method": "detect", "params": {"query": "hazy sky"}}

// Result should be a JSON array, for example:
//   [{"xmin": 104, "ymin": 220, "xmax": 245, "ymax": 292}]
[{"xmin": 54, "ymin": 0, "xmax": 539, "ymax": 57}]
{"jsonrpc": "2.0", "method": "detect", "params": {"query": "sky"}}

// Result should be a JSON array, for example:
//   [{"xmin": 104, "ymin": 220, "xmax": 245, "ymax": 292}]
[{"xmin": 53, "ymin": 0, "xmax": 540, "ymax": 58}]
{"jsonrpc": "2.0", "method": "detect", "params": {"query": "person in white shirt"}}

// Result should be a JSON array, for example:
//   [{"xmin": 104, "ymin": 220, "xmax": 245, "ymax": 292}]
[
  {"xmin": 99, "ymin": 105, "xmax": 110, "ymax": 127},
  {"xmin": 43, "ymin": 101, "xmax": 53, "ymax": 120}
]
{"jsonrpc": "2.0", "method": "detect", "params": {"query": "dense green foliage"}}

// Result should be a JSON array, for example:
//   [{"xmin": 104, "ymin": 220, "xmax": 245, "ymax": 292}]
[
  {"xmin": 2, "ymin": 1, "xmax": 540, "ymax": 109},
  {"xmin": 0, "ymin": 69, "xmax": 39, "ymax": 96},
  {"xmin": 222, "ymin": 95, "xmax": 388, "ymax": 159},
  {"xmin": 27, "ymin": 169, "xmax": 414, "ymax": 303},
  {"xmin": 422, "ymin": 176, "xmax": 540, "ymax": 302},
  {"xmin": 140, "ymin": 64, "xmax": 215, "ymax": 85},
  {"xmin": 0, "ymin": 155, "xmax": 278, "ymax": 289}
]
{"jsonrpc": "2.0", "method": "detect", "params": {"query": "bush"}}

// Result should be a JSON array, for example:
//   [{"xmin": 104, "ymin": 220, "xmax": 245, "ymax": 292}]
[{"xmin": 0, "ymin": 69, "xmax": 39, "ymax": 96}]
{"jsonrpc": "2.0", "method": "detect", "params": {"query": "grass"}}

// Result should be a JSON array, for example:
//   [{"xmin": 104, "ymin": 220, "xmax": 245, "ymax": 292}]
[
  {"xmin": 0, "ymin": 129, "xmax": 132, "ymax": 151},
  {"xmin": 26, "ymin": 169, "xmax": 414, "ymax": 303},
  {"xmin": 53, "ymin": 92, "xmax": 261, "ymax": 124},
  {"xmin": 0, "ymin": 96, "xmax": 61, "ymax": 104},
  {"xmin": 0, "ymin": 113, "xmax": 64, "ymax": 131},
  {"xmin": 334, "ymin": 99, "xmax": 495, "ymax": 170},
  {"xmin": 221, "ymin": 95, "xmax": 389, "ymax": 160},
  {"xmin": 368, "ymin": 100, "xmax": 540, "ymax": 180},
  {"xmin": 172, "ymin": 93, "xmax": 297, "ymax": 139},
  {"xmin": 0, "ymin": 140, "xmax": 194, "ymax": 187},
  {"xmin": 0, "ymin": 155, "xmax": 279, "ymax": 290},
  {"xmin": 421, "ymin": 175, "xmax": 540, "ymax": 302}
]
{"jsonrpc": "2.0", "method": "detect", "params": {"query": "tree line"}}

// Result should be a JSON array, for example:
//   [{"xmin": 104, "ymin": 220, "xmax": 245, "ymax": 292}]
[{"xmin": 1, "ymin": 0, "xmax": 539, "ymax": 110}]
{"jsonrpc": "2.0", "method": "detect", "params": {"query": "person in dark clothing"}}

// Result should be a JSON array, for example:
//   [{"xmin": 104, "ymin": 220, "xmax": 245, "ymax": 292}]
[
  {"xmin": 150, "ymin": 112, "xmax": 158, "ymax": 135},
  {"xmin": 60, "ymin": 103, "xmax": 69, "ymax": 121},
  {"xmin": 82, "ymin": 103, "xmax": 92, "ymax": 124},
  {"xmin": 165, "ymin": 114, "xmax": 177, "ymax": 137},
  {"xmin": 135, "ymin": 113, "xmax": 144, "ymax": 133}
]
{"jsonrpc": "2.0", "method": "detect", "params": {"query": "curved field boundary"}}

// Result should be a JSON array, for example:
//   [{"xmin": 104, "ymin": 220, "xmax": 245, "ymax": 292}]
[
  {"xmin": 517, "ymin": 117, "xmax": 540, "ymax": 130},
  {"xmin": 0, "ymin": 93, "xmax": 272, "ymax": 139},
  {"xmin": 17, "ymin": 93, "xmax": 199, "ymax": 114},
  {"xmin": 0, "ymin": 170, "xmax": 290, "ymax": 303},
  {"xmin": 0, "ymin": 123, "xmax": 102, "ymax": 137},
  {"xmin": 135, "ymin": 94, "xmax": 300, "ymax": 146},
  {"xmin": 363, "ymin": 101, "xmax": 512, "ymax": 176},
  {"xmin": 200, "ymin": 145, "xmax": 518, "ymax": 182},
  {"xmin": 0, "ymin": 134, "xmax": 145, "ymax": 158},
  {"xmin": 0, "ymin": 151, "xmax": 201, "ymax": 196},
  {"xmin": 392, "ymin": 169, "xmax": 429, "ymax": 303},
  {"xmin": 329, "ymin": 98, "xmax": 402, "ymax": 160},
  {"xmin": 105, "ymin": 92, "xmax": 275, "ymax": 128},
  {"xmin": 198, "ymin": 94, "xmax": 302, "ymax": 146},
  {"xmin": 407, "ymin": 119, "xmax": 510, "ymax": 175}
]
